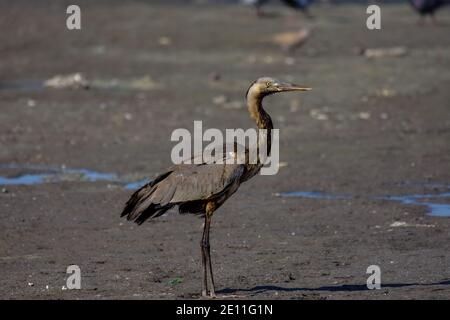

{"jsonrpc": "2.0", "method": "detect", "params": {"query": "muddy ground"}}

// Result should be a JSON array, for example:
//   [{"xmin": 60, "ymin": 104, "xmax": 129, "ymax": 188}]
[{"xmin": 0, "ymin": 1, "xmax": 450, "ymax": 299}]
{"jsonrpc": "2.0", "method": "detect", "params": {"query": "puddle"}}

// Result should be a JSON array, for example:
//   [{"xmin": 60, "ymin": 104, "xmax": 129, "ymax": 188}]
[
  {"xmin": 378, "ymin": 192, "xmax": 450, "ymax": 217},
  {"xmin": 277, "ymin": 186, "xmax": 450, "ymax": 217},
  {"xmin": 63, "ymin": 168, "xmax": 117, "ymax": 182},
  {"xmin": 0, "ymin": 164, "xmax": 118, "ymax": 185},
  {"xmin": 278, "ymin": 191, "xmax": 350, "ymax": 200},
  {"xmin": 0, "ymin": 163, "xmax": 150, "ymax": 190},
  {"xmin": 0, "ymin": 174, "xmax": 49, "ymax": 186},
  {"xmin": 123, "ymin": 179, "xmax": 149, "ymax": 190},
  {"xmin": 0, "ymin": 80, "xmax": 43, "ymax": 92}
]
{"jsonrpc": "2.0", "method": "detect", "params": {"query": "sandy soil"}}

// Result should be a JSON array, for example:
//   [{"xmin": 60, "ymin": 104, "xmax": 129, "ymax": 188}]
[{"xmin": 0, "ymin": 1, "xmax": 449, "ymax": 299}]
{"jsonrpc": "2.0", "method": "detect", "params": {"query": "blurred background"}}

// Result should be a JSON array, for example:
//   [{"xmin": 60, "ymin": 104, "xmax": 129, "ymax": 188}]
[{"xmin": 0, "ymin": 0, "xmax": 449, "ymax": 299}]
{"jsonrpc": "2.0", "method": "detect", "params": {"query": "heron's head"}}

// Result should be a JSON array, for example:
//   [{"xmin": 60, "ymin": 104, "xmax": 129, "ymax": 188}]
[{"xmin": 246, "ymin": 77, "xmax": 311, "ymax": 99}]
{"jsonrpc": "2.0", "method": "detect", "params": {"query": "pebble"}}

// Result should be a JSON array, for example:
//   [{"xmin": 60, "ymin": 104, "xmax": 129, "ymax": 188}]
[
  {"xmin": 285, "ymin": 57, "xmax": 295, "ymax": 65},
  {"xmin": 358, "ymin": 112, "xmax": 371, "ymax": 120},
  {"xmin": 310, "ymin": 109, "xmax": 329, "ymax": 121},
  {"xmin": 212, "ymin": 95, "xmax": 227, "ymax": 105},
  {"xmin": 27, "ymin": 99, "xmax": 36, "ymax": 107},
  {"xmin": 158, "ymin": 36, "xmax": 172, "ymax": 46}
]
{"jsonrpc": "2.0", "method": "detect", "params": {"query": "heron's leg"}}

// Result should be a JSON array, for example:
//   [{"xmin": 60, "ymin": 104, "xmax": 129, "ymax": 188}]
[
  {"xmin": 201, "ymin": 216, "xmax": 209, "ymax": 297},
  {"xmin": 204, "ymin": 213, "xmax": 216, "ymax": 297}
]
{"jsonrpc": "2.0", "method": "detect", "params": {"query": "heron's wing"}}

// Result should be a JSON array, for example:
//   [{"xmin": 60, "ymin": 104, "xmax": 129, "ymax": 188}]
[
  {"xmin": 152, "ymin": 163, "xmax": 245, "ymax": 204},
  {"xmin": 122, "ymin": 143, "xmax": 246, "ymax": 224}
]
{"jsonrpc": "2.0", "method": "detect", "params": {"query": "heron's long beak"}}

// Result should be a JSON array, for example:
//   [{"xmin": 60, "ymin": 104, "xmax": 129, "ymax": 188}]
[{"xmin": 277, "ymin": 83, "xmax": 312, "ymax": 92}]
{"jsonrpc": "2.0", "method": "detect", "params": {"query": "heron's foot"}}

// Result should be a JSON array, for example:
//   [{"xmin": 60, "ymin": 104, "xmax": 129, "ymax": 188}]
[
  {"xmin": 200, "ymin": 293, "xmax": 215, "ymax": 299},
  {"xmin": 200, "ymin": 289, "xmax": 218, "ymax": 299}
]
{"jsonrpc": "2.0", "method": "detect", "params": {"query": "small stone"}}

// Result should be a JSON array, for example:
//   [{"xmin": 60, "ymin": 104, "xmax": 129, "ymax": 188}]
[
  {"xmin": 212, "ymin": 95, "xmax": 227, "ymax": 105},
  {"xmin": 262, "ymin": 55, "xmax": 274, "ymax": 64},
  {"xmin": 379, "ymin": 88, "xmax": 395, "ymax": 97},
  {"xmin": 285, "ymin": 57, "xmax": 295, "ymax": 65},
  {"xmin": 27, "ymin": 99, "xmax": 36, "ymax": 107},
  {"xmin": 208, "ymin": 72, "xmax": 221, "ymax": 81},
  {"xmin": 310, "ymin": 109, "xmax": 329, "ymax": 121},
  {"xmin": 358, "ymin": 112, "xmax": 371, "ymax": 120},
  {"xmin": 390, "ymin": 221, "xmax": 407, "ymax": 227},
  {"xmin": 44, "ymin": 72, "xmax": 89, "ymax": 90},
  {"xmin": 315, "ymin": 113, "xmax": 329, "ymax": 121},
  {"xmin": 364, "ymin": 46, "xmax": 408, "ymax": 59},
  {"xmin": 223, "ymin": 101, "xmax": 244, "ymax": 110},
  {"xmin": 158, "ymin": 36, "xmax": 172, "ymax": 46}
]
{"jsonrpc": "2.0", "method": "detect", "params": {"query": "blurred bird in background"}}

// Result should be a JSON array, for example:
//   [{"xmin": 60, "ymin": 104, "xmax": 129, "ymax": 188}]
[{"xmin": 409, "ymin": 0, "xmax": 449, "ymax": 24}]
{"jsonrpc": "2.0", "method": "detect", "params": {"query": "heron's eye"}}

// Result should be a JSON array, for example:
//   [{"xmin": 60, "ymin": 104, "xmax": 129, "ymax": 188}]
[{"xmin": 266, "ymin": 81, "xmax": 272, "ymax": 87}]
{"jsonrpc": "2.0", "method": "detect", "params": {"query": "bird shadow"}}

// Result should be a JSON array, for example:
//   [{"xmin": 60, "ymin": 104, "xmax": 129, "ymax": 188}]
[{"xmin": 218, "ymin": 280, "xmax": 450, "ymax": 295}]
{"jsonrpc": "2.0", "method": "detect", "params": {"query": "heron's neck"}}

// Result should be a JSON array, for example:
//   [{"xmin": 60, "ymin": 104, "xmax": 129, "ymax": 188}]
[{"xmin": 247, "ymin": 94, "xmax": 273, "ymax": 157}]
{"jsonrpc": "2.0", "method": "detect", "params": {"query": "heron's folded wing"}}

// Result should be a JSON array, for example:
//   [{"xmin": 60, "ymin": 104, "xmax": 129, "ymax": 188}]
[{"xmin": 150, "ymin": 163, "xmax": 245, "ymax": 204}]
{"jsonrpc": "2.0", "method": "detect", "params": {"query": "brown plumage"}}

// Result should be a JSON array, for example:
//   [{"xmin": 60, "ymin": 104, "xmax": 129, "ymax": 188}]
[{"xmin": 121, "ymin": 77, "xmax": 311, "ymax": 297}]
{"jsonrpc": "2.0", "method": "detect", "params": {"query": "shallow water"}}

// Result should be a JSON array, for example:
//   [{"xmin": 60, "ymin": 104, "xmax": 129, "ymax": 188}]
[
  {"xmin": 0, "ymin": 80, "xmax": 43, "ymax": 92},
  {"xmin": 278, "ymin": 191, "xmax": 351, "ymax": 200},
  {"xmin": 278, "ymin": 186, "xmax": 450, "ymax": 217},
  {"xmin": 0, "ymin": 164, "xmax": 117, "ymax": 185},
  {"xmin": 0, "ymin": 174, "xmax": 49, "ymax": 186},
  {"xmin": 123, "ymin": 179, "xmax": 149, "ymax": 190},
  {"xmin": 378, "ymin": 192, "xmax": 450, "ymax": 217},
  {"xmin": 0, "ymin": 163, "xmax": 150, "ymax": 190}
]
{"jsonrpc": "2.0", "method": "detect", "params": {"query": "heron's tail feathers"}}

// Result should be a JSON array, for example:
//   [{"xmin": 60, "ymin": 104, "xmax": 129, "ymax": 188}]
[{"xmin": 121, "ymin": 171, "xmax": 174, "ymax": 225}]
